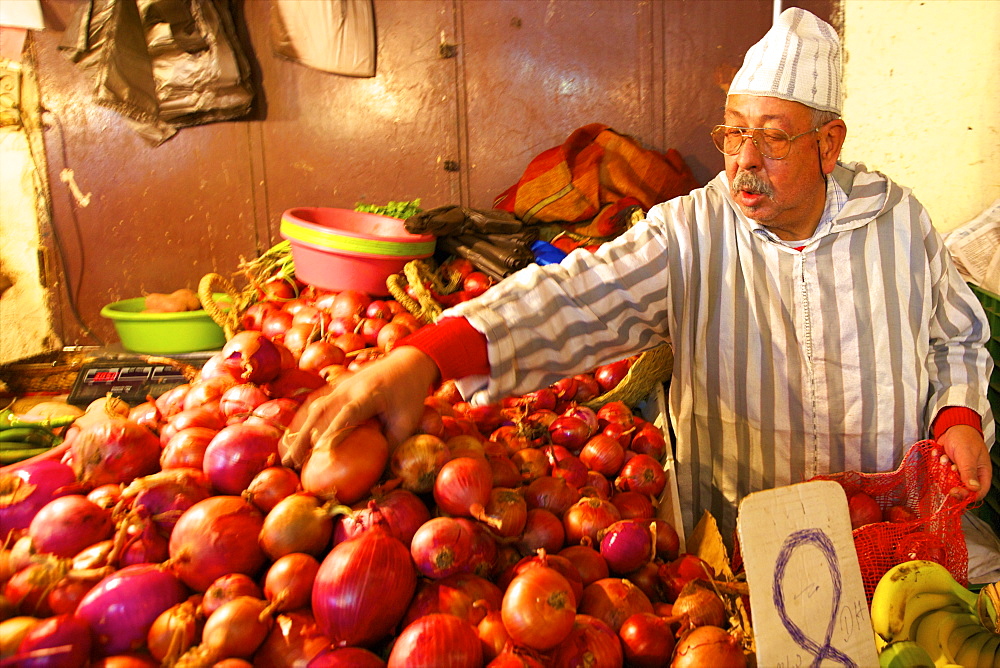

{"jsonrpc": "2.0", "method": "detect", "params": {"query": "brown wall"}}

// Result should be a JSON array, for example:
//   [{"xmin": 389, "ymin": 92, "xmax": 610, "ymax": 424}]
[{"xmin": 32, "ymin": 0, "xmax": 833, "ymax": 347}]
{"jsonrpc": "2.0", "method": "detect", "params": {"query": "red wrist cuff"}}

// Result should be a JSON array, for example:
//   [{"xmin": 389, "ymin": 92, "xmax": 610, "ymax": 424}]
[
  {"xmin": 400, "ymin": 316, "xmax": 490, "ymax": 381},
  {"xmin": 931, "ymin": 406, "xmax": 983, "ymax": 440}
]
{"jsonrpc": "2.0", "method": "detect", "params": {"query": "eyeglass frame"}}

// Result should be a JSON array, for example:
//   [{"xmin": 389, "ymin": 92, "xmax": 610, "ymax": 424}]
[{"xmin": 710, "ymin": 124, "xmax": 823, "ymax": 160}]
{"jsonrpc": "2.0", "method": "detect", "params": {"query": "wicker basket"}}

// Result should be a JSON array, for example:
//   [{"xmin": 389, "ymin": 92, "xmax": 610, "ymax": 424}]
[
  {"xmin": 0, "ymin": 349, "xmax": 95, "ymax": 395},
  {"xmin": 584, "ymin": 344, "xmax": 674, "ymax": 410}
]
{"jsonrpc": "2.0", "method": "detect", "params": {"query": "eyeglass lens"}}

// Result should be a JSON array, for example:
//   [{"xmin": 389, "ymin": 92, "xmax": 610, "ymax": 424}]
[{"xmin": 712, "ymin": 127, "xmax": 793, "ymax": 159}]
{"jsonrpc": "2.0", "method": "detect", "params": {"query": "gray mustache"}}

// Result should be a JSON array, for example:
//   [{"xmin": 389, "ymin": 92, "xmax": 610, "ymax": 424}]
[{"xmin": 732, "ymin": 171, "xmax": 774, "ymax": 198}]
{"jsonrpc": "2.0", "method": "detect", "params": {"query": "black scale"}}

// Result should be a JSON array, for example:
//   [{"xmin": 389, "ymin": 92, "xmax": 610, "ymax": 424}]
[{"xmin": 67, "ymin": 352, "xmax": 216, "ymax": 407}]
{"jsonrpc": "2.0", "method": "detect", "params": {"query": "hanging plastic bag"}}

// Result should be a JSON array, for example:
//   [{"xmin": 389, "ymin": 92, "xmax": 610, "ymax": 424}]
[{"xmin": 270, "ymin": 0, "xmax": 376, "ymax": 77}]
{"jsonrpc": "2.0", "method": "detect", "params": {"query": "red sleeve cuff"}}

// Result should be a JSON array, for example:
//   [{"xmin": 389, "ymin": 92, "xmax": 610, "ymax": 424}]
[
  {"xmin": 931, "ymin": 406, "xmax": 983, "ymax": 440},
  {"xmin": 399, "ymin": 316, "xmax": 490, "ymax": 380}
]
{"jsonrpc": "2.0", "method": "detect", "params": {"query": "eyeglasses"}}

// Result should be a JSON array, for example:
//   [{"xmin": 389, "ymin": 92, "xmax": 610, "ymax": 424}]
[{"xmin": 710, "ymin": 125, "xmax": 821, "ymax": 160}]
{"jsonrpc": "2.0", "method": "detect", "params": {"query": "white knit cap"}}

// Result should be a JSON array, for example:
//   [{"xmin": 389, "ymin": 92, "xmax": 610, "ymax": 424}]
[{"xmin": 728, "ymin": 7, "xmax": 843, "ymax": 115}]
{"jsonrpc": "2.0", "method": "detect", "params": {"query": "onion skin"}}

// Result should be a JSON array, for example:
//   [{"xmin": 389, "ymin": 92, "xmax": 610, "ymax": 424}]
[
  {"xmin": 147, "ymin": 598, "xmax": 203, "ymax": 665},
  {"xmin": 115, "ymin": 468, "xmax": 213, "ymax": 534},
  {"xmin": 253, "ymin": 608, "xmax": 330, "ymax": 668},
  {"xmin": 200, "ymin": 573, "xmax": 262, "ymax": 618},
  {"xmin": 312, "ymin": 522, "xmax": 417, "ymax": 648},
  {"xmin": 0, "ymin": 460, "xmax": 76, "ymax": 540},
  {"xmin": 167, "ymin": 495, "xmax": 267, "ymax": 592},
  {"xmin": 410, "ymin": 516, "xmax": 476, "ymax": 580},
  {"xmin": 242, "ymin": 465, "xmax": 300, "ymax": 513},
  {"xmin": 672, "ymin": 580, "xmax": 728, "ymax": 629},
  {"xmin": 259, "ymin": 493, "xmax": 336, "ymax": 560},
  {"xmin": 433, "ymin": 456, "xmax": 494, "ymax": 518},
  {"xmin": 160, "ymin": 427, "xmax": 217, "ymax": 471},
  {"xmin": 548, "ymin": 614, "xmax": 623, "ymax": 668},
  {"xmin": 220, "ymin": 331, "xmax": 282, "ymax": 384},
  {"xmin": 75, "ymin": 563, "xmax": 187, "ymax": 657},
  {"xmin": 671, "ymin": 625, "xmax": 747, "ymax": 668},
  {"xmin": 333, "ymin": 490, "xmax": 432, "ymax": 549},
  {"xmin": 390, "ymin": 433, "xmax": 450, "ymax": 493},
  {"xmin": 263, "ymin": 552, "xmax": 320, "ymax": 612},
  {"xmin": 578, "ymin": 577, "xmax": 653, "ymax": 633},
  {"xmin": 387, "ymin": 614, "xmax": 483, "ymax": 668}
]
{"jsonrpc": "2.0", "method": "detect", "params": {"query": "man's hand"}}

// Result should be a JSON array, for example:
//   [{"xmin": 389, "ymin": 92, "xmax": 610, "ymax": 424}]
[
  {"xmin": 280, "ymin": 346, "xmax": 441, "ymax": 468},
  {"xmin": 936, "ymin": 424, "xmax": 992, "ymax": 501}
]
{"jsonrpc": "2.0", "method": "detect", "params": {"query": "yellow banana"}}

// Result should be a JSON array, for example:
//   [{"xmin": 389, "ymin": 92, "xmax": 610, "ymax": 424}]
[
  {"xmin": 948, "ymin": 624, "xmax": 992, "ymax": 664},
  {"xmin": 871, "ymin": 560, "xmax": 979, "ymax": 643},
  {"xmin": 954, "ymin": 630, "xmax": 993, "ymax": 668},
  {"xmin": 974, "ymin": 635, "xmax": 998, "ymax": 668},
  {"xmin": 912, "ymin": 606, "xmax": 981, "ymax": 666},
  {"xmin": 879, "ymin": 640, "xmax": 936, "ymax": 668}
]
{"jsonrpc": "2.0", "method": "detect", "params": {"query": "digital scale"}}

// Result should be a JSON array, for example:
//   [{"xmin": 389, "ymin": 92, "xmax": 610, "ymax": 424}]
[{"xmin": 66, "ymin": 351, "xmax": 216, "ymax": 407}]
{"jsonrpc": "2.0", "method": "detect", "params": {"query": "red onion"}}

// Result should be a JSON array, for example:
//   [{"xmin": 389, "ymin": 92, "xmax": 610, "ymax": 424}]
[
  {"xmin": 243, "ymin": 465, "xmax": 301, "ymax": 513},
  {"xmin": 501, "ymin": 565, "xmax": 577, "ymax": 651},
  {"xmin": 300, "ymin": 421, "xmax": 389, "ymax": 505},
  {"xmin": 498, "ymin": 551, "xmax": 584, "ymax": 605},
  {"xmin": 220, "ymin": 331, "xmax": 283, "ymax": 384},
  {"xmin": 264, "ymin": 552, "xmax": 320, "ymax": 612},
  {"xmin": 548, "ymin": 614, "xmax": 623, "ymax": 668},
  {"xmin": 147, "ymin": 598, "xmax": 202, "ymax": 665},
  {"xmin": 69, "ymin": 418, "xmax": 161, "ymax": 488},
  {"xmin": 516, "ymin": 508, "xmax": 566, "ymax": 556},
  {"xmin": 440, "ymin": 571, "xmax": 504, "ymax": 612},
  {"xmin": 410, "ymin": 516, "xmax": 476, "ymax": 579},
  {"xmin": 201, "ymin": 573, "xmax": 263, "ymax": 617},
  {"xmin": 183, "ymin": 376, "xmax": 238, "ymax": 412},
  {"xmin": 465, "ymin": 518, "xmax": 499, "ymax": 578},
  {"xmin": 433, "ymin": 456, "xmax": 493, "ymax": 518},
  {"xmin": 545, "ymin": 446, "xmax": 588, "ymax": 488},
  {"xmin": 578, "ymin": 577, "xmax": 653, "ymax": 632},
  {"xmin": 87, "ymin": 483, "xmax": 123, "ymax": 509},
  {"xmin": 253, "ymin": 609, "xmax": 330, "ymax": 668},
  {"xmin": 573, "ymin": 374, "xmax": 601, "ymax": 402},
  {"xmin": 478, "ymin": 610, "xmax": 510, "ymax": 662},
  {"xmin": 629, "ymin": 422, "xmax": 667, "ymax": 461},
  {"xmin": 563, "ymin": 496, "xmax": 621, "ymax": 546},
  {"xmin": 202, "ymin": 422, "xmax": 281, "ymax": 495},
  {"xmin": 611, "ymin": 490, "xmax": 656, "ymax": 519},
  {"xmin": 387, "ymin": 614, "xmax": 483, "ymax": 668},
  {"xmin": 558, "ymin": 544, "xmax": 610, "ymax": 586},
  {"xmin": 28, "ymin": 494, "xmax": 113, "ymax": 558},
  {"xmin": 510, "ymin": 447, "xmax": 550, "ymax": 482},
  {"xmin": 245, "ymin": 397, "xmax": 300, "ymax": 431},
  {"xmin": 197, "ymin": 353, "xmax": 243, "ymax": 384},
  {"xmin": 458, "ymin": 402, "xmax": 507, "ymax": 435},
  {"xmin": 263, "ymin": 367, "xmax": 326, "ymax": 401},
  {"xmin": 579, "ymin": 433, "xmax": 626, "ymax": 477},
  {"xmin": 658, "ymin": 554, "xmax": 716, "ymax": 603},
  {"xmin": 489, "ymin": 425, "xmax": 535, "ymax": 455},
  {"xmin": 45, "ymin": 577, "xmax": 97, "ymax": 615},
  {"xmin": 619, "ymin": 612, "xmax": 677, "ymax": 668},
  {"xmin": 401, "ymin": 578, "xmax": 484, "ymax": 628},
  {"xmin": 160, "ymin": 427, "xmax": 217, "ymax": 470},
  {"xmin": 615, "ymin": 453, "xmax": 666, "ymax": 497},
  {"xmin": 600, "ymin": 520, "xmax": 654, "ymax": 575},
  {"xmin": 673, "ymin": 580, "xmax": 728, "ymax": 628},
  {"xmin": 594, "ymin": 358, "xmax": 632, "ymax": 393},
  {"xmin": 11, "ymin": 612, "xmax": 91, "ymax": 668},
  {"xmin": 259, "ymin": 492, "xmax": 339, "ymax": 560},
  {"xmin": 0, "ymin": 460, "xmax": 76, "ymax": 539},
  {"xmin": 179, "ymin": 595, "xmax": 272, "ymax": 664},
  {"xmin": 333, "ymin": 490, "xmax": 431, "ymax": 548},
  {"xmin": 627, "ymin": 561, "xmax": 663, "ymax": 603},
  {"xmin": 548, "ymin": 415, "xmax": 592, "ymax": 452},
  {"xmin": 390, "ymin": 433, "xmax": 451, "ymax": 493},
  {"xmin": 155, "ymin": 384, "xmax": 191, "ymax": 420},
  {"xmin": 312, "ymin": 517, "xmax": 417, "ymax": 648},
  {"xmin": 488, "ymin": 454, "xmax": 522, "ymax": 488},
  {"xmin": 596, "ymin": 400, "xmax": 634, "ymax": 428},
  {"xmin": 5, "ymin": 561, "xmax": 62, "ymax": 615},
  {"xmin": 652, "ymin": 518, "xmax": 681, "ymax": 561},
  {"xmin": 128, "ymin": 400, "xmax": 163, "ymax": 433},
  {"xmin": 116, "ymin": 468, "xmax": 213, "ymax": 534},
  {"xmin": 671, "ymin": 625, "xmax": 747, "ymax": 668},
  {"xmin": 584, "ymin": 470, "xmax": 612, "ymax": 499},
  {"xmin": 218, "ymin": 383, "xmax": 270, "ymax": 423},
  {"xmin": 76, "ymin": 563, "xmax": 187, "ymax": 656},
  {"xmin": 522, "ymin": 475, "xmax": 581, "ymax": 516},
  {"xmin": 118, "ymin": 517, "xmax": 171, "ymax": 566},
  {"xmin": 308, "ymin": 647, "xmax": 387, "ymax": 667},
  {"xmin": 471, "ymin": 487, "xmax": 528, "ymax": 538},
  {"xmin": 299, "ymin": 340, "xmax": 347, "ymax": 373},
  {"xmin": 159, "ymin": 406, "xmax": 226, "ymax": 445},
  {"xmin": 167, "ymin": 495, "xmax": 267, "ymax": 592}
]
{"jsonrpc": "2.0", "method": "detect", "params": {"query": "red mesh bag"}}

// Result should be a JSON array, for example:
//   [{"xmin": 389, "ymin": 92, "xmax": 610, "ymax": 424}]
[{"xmin": 810, "ymin": 440, "xmax": 975, "ymax": 602}]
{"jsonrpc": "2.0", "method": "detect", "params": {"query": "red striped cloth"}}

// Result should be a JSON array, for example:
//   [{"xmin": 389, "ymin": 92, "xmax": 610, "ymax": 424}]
[{"xmin": 493, "ymin": 123, "xmax": 701, "ymax": 238}]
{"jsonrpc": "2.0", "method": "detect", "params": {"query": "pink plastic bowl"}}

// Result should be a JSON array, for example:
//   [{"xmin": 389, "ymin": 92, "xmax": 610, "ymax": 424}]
[{"xmin": 280, "ymin": 207, "xmax": 435, "ymax": 296}]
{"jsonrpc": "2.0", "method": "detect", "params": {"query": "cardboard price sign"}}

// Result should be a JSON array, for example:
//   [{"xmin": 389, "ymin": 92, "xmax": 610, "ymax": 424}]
[{"xmin": 737, "ymin": 480, "xmax": 879, "ymax": 668}]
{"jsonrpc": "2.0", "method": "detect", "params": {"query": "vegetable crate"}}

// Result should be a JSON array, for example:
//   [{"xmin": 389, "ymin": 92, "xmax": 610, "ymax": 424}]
[{"xmin": 968, "ymin": 283, "xmax": 1000, "ymax": 531}]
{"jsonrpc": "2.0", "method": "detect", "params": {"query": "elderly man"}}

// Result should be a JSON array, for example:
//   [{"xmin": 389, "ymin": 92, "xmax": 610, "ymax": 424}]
[{"xmin": 286, "ymin": 8, "xmax": 994, "ymax": 544}]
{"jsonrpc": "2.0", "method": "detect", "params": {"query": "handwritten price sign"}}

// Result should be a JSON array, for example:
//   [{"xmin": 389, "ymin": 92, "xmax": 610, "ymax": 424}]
[{"xmin": 737, "ymin": 481, "xmax": 879, "ymax": 668}]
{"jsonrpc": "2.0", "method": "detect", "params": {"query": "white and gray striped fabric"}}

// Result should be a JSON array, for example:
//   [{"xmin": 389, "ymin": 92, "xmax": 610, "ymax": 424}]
[
  {"xmin": 450, "ymin": 162, "xmax": 995, "ymax": 543},
  {"xmin": 728, "ymin": 7, "xmax": 843, "ymax": 115}
]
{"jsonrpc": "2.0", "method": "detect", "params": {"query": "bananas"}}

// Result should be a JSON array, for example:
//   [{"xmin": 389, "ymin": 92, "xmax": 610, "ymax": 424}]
[{"xmin": 871, "ymin": 560, "xmax": 998, "ymax": 667}]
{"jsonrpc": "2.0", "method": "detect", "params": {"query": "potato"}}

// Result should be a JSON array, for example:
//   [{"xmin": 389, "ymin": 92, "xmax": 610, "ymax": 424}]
[{"xmin": 143, "ymin": 288, "xmax": 201, "ymax": 313}]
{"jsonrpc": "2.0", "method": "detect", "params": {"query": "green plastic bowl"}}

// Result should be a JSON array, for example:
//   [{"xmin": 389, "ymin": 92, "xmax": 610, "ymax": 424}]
[{"xmin": 100, "ymin": 294, "xmax": 229, "ymax": 354}]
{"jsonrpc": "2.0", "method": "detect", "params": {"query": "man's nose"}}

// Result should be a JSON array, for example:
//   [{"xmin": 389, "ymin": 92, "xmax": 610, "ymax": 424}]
[{"xmin": 735, "ymin": 133, "xmax": 764, "ymax": 170}]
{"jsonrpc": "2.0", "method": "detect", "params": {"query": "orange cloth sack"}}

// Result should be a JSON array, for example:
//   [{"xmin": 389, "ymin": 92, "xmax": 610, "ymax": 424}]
[{"xmin": 494, "ymin": 123, "xmax": 701, "ymax": 238}]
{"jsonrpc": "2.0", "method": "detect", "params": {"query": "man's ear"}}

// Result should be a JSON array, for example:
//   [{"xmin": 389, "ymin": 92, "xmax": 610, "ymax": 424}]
[{"xmin": 819, "ymin": 120, "xmax": 847, "ymax": 175}]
